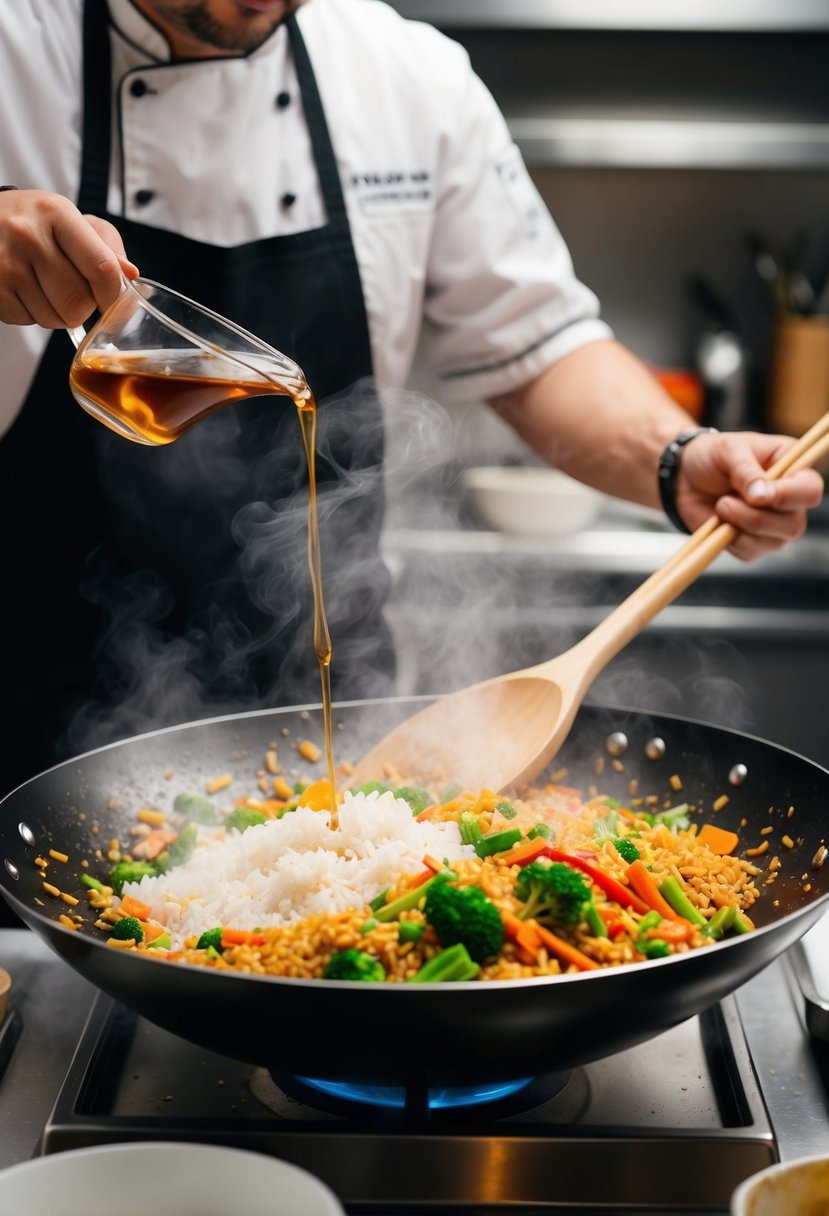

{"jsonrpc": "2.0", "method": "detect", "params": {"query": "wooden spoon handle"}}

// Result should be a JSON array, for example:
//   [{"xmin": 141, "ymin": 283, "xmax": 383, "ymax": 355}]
[{"xmin": 539, "ymin": 420, "xmax": 829, "ymax": 688}]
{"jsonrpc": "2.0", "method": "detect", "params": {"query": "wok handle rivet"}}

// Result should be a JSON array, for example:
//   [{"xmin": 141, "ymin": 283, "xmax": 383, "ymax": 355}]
[
  {"xmin": 644, "ymin": 737, "xmax": 666, "ymax": 761},
  {"xmin": 606, "ymin": 732, "xmax": 629, "ymax": 757},
  {"xmin": 728, "ymin": 764, "xmax": 748, "ymax": 787}
]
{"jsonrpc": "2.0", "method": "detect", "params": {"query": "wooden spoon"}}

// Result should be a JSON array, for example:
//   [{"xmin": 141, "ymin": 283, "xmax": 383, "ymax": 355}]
[{"xmin": 349, "ymin": 420, "xmax": 829, "ymax": 793}]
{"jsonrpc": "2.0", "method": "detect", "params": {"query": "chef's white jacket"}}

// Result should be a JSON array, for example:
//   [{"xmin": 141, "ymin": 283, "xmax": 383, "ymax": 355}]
[{"xmin": 0, "ymin": 0, "xmax": 611, "ymax": 437}]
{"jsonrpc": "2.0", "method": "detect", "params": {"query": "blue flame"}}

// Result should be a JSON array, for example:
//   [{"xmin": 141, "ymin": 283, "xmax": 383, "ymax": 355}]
[{"xmin": 295, "ymin": 1075, "xmax": 533, "ymax": 1110}]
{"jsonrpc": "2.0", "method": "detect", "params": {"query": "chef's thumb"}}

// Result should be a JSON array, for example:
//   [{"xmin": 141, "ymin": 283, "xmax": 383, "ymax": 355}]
[{"xmin": 724, "ymin": 453, "xmax": 776, "ymax": 508}]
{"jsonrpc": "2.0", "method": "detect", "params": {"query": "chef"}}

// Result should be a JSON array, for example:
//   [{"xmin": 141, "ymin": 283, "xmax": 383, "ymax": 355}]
[{"xmin": 0, "ymin": 0, "xmax": 822, "ymax": 801}]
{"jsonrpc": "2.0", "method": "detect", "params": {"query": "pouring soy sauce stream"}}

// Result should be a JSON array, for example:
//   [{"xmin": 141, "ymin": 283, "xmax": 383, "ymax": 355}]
[{"xmin": 67, "ymin": 276, "xmax": 340, "ymax": 824}]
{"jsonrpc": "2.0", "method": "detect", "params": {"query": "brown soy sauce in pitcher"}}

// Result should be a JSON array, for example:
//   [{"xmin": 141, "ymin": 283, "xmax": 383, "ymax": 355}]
[{"xmin": 70, "ymin": 346, "xmax": 339, "ymax": 824}]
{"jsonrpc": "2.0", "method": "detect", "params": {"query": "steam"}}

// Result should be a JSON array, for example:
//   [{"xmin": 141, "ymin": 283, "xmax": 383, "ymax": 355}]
[{"xmin": 63, "ymin": 375, "xmax": 757, "ymax": 768}]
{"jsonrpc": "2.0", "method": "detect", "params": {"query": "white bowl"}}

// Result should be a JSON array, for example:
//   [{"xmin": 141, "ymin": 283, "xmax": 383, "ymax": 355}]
[
  {"xmin": 463, "ymin": 466, "xmax": 603, "ymax": 537},
  {"xmin": 731, "ymin": 1155, "xmax": 829, "ymax": 1215},
  {"xmin": 0, "ymin": 1142, "xmax": 344, "ymax": 1216}
]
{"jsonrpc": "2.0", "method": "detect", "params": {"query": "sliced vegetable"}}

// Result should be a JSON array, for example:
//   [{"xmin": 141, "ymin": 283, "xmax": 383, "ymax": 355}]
[
  {"xmin": 407, "ymin": 943, "xmax": 480, "ymax": 983},
  {"xmin": 503, "ymin": 837, "xmax": 554, "ymax": 867},
  {"xmin": 584, "ymin": 901, "xmax": 609, "ymax": 938},
  {"xmin": 80, "ymin": 873, "xmax": 106, "ymax": 892},
  {"xmin": 657, "ymin": 876, "xmax": 707, "ymax": 928},
  {"xmin": 369, "ymin": 889, "xmax": 389, "ymax": 912},
  {"xmin": 374, "ymin": 871, "xmax": 453, "ymax": 923},
  {"xmin": 654, "ymin": 803, "xmax": 690, "ymax": 832},
  {"xmin": 500, "ymin": 909, "xmax": 543, "ymax": 964},
  {"xmin": 696, "ymin": 824, "xmax": 740, "ymax": 855},
  {"xmin": 220, "ymin": 928, "xmax": 266, "ymax": 948},
  {"xmin": 527, "ymin": 822, "xmax": 555, "ymax": 843},
  {"xmin": 359, "ymin": 917, "xmax": 380, "ymax": 935},
  {"xmin": 640, "ymin": 939, "xmax": 671, "ymax": 959},
  {"xmin": 533, "ymin": 922, "xmax": 601, "ymax": 972},
  {"xmin": 704, "ymin": 905, "xmax": 737, "ymax": 940},
  {"xmin": 495, "ymin": 800, "xmax": 518, "ymax": 820},
  {"xmin": 458, "ymin": 815, "xmax": 484, "ymax": 847},
  {"xmin": 398, "ymin": 919, "xmax": 426, "ymax": 945},
  {"xmin": 474, "ymin": 828, "xmax": 522, "ymax": 859},
  {"xmin": 146, "ymin": 930, "xmax": 172, "ymax": 950},
  {"xmin": 120, "ymin": 893, "xmax": 152, "ymax": 921},
  {"xmin": 625, "ymin": 860, "xmax": 684, "ymax": 921}
]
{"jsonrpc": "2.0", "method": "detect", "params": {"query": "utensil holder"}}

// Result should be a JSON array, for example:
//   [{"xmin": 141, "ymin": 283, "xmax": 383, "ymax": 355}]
[{"xmin": 769, "ymin": 315, "xmax": 829, "ymax": 448}]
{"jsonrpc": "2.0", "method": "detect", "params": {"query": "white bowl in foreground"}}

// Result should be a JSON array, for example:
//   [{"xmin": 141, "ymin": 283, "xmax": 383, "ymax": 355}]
[
  {"xmin": 463, "ymin": 465, "xmax": 603, "ymax": 537},
  {"xmin": 731, "ymin": 1155, "xmax": 829, "ymax": 1215},
  {"xmin": 0, "ymin": 1142, "xmax": 344, "ymax": 1216}
]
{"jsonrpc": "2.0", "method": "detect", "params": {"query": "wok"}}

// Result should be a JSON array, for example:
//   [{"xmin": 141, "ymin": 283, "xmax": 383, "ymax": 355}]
[{"xmin": 1, "ymin": 697, "xmax": 827, "ymax": 1090}]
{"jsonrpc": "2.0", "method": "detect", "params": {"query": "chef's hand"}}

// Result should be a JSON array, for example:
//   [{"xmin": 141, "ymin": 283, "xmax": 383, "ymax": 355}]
[
  {"xmin": 675, "ymin": 430, "xmax": 825, "ymax": 561},
  {"xmin": 0, "ymin": 188, "xmax": 138, "ymax": 328}
]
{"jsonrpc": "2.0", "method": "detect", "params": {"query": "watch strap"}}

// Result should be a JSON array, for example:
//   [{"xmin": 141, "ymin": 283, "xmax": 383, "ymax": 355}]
[{"xmin": 658, "ymin": 427, "xmax": 718, "ymax": 534}]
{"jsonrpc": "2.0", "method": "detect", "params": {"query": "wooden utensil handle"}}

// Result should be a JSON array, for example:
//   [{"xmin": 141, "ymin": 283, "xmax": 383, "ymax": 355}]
[{"xmin": 550, "ymin": 421, "xmax": 829, "ymax": 686}]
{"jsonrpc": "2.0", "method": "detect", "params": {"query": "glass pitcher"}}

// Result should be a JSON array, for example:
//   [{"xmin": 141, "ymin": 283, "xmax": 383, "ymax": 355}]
[{"xmin": 68, "ymin": 276, "xmax": 309, "ymax": 446}]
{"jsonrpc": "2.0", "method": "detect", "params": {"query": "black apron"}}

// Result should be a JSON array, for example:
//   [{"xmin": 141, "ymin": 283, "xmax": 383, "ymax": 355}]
[{"xmin": 0, "ymin": 0, "xmax": 394, "ymax": 796}]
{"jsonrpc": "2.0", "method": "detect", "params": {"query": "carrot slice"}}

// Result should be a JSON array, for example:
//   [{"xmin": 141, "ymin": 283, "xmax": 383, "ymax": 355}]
[
  {"xmin": 120, "ymin": 893, "xmax": 152, "ymax": 921},
  {"xmin": 625, "ymin": 860, "xmax": 684, "ymax": 921},
  {"xmin": 500, "ymin": 910, "xmax": 543, "ymax": 965},
  {"xmin": 645, "ymin": 919, "xmax": 694, "ymax": 944},
  {"xmin": 534, "ymin": 923, "xmax": 601, "ymax": 972},
  {"xmin": 139, "ymin": 920, "xmax": 167, "ymax": 944},
  {"xmin": 404, "ymin": 868, "xmax": 434, "ymax": 891},
  {"xmin": 220, "ymin": 928, "xmax": 266, "ymax": 948},
  {"xmin": 696, "ymin": 824, "xmax": 740, "ymax": 855},
  {"xmin": 504, "ymin": 838, "xmax": 554, "ymax": 867}
]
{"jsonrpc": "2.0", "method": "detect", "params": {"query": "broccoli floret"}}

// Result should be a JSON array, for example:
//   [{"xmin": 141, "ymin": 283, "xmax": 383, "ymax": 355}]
[
  {"xmin": 173, "ymin": 791, "xmax": 216, "ymax": 824},
  {"xmin": 196, "ymin": 926, "xmax": 224, "ymax": 951},
  {"xmin": 109, "ymin": 859, "xmax": 164, "ymax": 895},
  {"xmin": 111, "ymin": 916, "xmax": 144, "ymax": 942},
  {"xmin": 424, "ymin": 880, "xmax": 504, "ymax": 963},
  {"xmin": 323, "ymin": 949, "xmax": 386, "ymax": 982},
  {"xmin": 223, "ymin": 806, "xmax": 267, "ymax": 834},
  {"xmin": 164, "ymin": 822, "xmax": 198, "ymax": 868},
  {"xmin": 514, "ymin": 861, "xmax": 593, "ymax": 926},
  {"xmin": 394, "ymin": 786, "xmax": 432, "ymax": 815},
  {"xmin": 613, "ymin": 838, "xmax": 641, "ymax": 863},
  {"xmin": 348, "ymin": 781, "xmax": 393, "ymax": 798},
  {"xmin": 407, "ymin": 943, "xmax": 480, "ymax": 983}
]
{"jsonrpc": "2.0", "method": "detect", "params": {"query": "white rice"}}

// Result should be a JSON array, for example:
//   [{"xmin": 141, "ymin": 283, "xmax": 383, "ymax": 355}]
[{"xmin": 123, "ymin": 790, "xmax": 473, "ymax": 947}]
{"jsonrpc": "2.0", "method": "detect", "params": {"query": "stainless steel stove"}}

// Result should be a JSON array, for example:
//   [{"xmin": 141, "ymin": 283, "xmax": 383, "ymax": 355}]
[{"xmin": 3, "ymin": 924, "xmax": 829, "ymax": 1214}]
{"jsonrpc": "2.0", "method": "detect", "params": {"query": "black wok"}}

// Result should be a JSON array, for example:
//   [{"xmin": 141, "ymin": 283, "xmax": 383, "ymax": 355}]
[{"xmin": 1, "ymin": 698, "xmax": 827, "ymax": 1089}]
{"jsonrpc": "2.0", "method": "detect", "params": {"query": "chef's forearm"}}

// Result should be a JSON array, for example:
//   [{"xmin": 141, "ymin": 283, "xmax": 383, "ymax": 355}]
[{"xmin": 489, "ymin": 339, "xmax": 694, "ymax": 510}]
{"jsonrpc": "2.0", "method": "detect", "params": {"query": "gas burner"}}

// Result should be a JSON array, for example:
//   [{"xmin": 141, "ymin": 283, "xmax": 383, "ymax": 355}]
[{"xmin": 267, "ymin": 1068, "xmax": 576, "ymax": 1120}]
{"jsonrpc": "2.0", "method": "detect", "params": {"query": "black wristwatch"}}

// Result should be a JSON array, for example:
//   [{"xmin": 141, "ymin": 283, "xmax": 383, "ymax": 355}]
[{"xmin": 658, "ymin": 427, "xmax": 718, "ymax": 534}]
